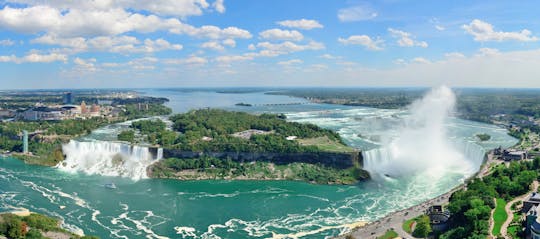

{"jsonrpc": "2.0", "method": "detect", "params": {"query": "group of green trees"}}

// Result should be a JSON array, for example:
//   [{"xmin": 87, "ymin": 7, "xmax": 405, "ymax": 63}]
[
  {"xmin": 440, "ymin": 158, "xmax": 540, "ymax": 239},
  {"xmin": 166, "ymin": 109, "xmax": 344, "ymax": 153},
  {"xmin": 118, "ymin": 119, "xmax": 176, "ymax": 147},
  {"xmin": 0, "ymin": 213, "xmax": 99, "ymax": 239},
  {"xmin": 121, "ymin": 104, "xmax": 172, "ymax": 120}
]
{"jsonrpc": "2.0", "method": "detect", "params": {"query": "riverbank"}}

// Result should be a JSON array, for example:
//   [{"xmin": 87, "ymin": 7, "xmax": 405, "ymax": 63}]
[
  {"xmin": 148, "ymin": 159, "xmax": 370, "ymax": 185},
  {"xmin": 336, "ymin": 149, "xmax": 498, "ymax": 239}
]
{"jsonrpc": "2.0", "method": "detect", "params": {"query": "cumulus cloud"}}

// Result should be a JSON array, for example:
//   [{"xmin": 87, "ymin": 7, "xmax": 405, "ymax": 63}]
[
  {"xmin": 277, "ymin": 59, "xmax": 303, "ymax": 66},
  {"xmin": 32, "ymin": 35, "xmax": 182, "ymax": 54},
  {"xmin": 338, "ymin": 35, "xmax": 383, "ymax": 51},
  {"xmin": 259, "ymin": 29, "xmax": 303, "ymax": 41},
  {"xmin": 388, "ymin": 28, "xmax": 428, "ymax": 48},
  {"xmin": 256, "ymin": 41, "xmax": 324, "ymax": 55},
  {"xmin": 201, "ymin": 41, "xmax": 225, "ymax": 51},
  {"xmin": 337, "ymin": 5, "xmax": 377, "ymax": 22},
  {"xmin": 222, "ymin": 39, "xmax": 236, "ymax": 47},
  {"xmin": 213, "ymin": 0, "xmax": 225, "ymax": 13},
  {"xmin": 319, "ymin": 54, "xmax": 340, "ymax": 59},
  {"xmin": 164, "ymin": 55, "xmax": 208, "ymax": 65},
  {"xmin": 0, "ymin": 39, "xmax": 15, "ymax": 46},
  {"xmin": 462, "ymin": 19, "xmax": 538, "ymax": 42},
  {"xmin": 6, "ymin": 0, "xmax": 219, "ymax": 18},
  {"xmin": 0, "ymin": 4, "xmax": 250, "ymax": 40},
  {"xmin": 215, "ymin": 55, "xmax": 254, "ymax": 63},
  {"xmin": 276, "ymin": 19, "xmax": 323, "ymax": 30},
  {"xmin": 73, "ymin": 57, "xmax": 97, "ymax": 72},
  {"xmin": 0, "ymin": 52, "xmax": 67, "ymax": 63}
]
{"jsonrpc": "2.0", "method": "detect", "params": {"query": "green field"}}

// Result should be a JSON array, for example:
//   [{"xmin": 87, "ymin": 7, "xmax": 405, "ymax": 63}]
[
  {"xmin": 297, "ymin": 136, "xmax": 356, "ymax": 152},
  {"xmin": 492, "ymin": 198, "xmax": 508, "ymax": 236},
  {"xmin": 402, "ymin": 217, "xmax": 417, "ymax": 233},
  {"xmin": 377, "ymin": 229, "xmax": 398, "ymax": 239}
]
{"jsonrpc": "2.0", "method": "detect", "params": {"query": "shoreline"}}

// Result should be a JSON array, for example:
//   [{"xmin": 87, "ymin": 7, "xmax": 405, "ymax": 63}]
[{"xmin": 335, "ymin": 151, "xmax": 496, "ymax": 238}]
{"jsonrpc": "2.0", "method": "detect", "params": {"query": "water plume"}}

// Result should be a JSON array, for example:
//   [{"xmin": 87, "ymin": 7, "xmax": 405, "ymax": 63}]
[{"xmin": 363, "ymin": 86, "xmax": 478, "ymax": 179}]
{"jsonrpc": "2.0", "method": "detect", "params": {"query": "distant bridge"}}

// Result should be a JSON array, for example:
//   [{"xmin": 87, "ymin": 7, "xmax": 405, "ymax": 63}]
[{"xmin": 250, "ymin": 102, "xmax": 314, "ymax": 107}]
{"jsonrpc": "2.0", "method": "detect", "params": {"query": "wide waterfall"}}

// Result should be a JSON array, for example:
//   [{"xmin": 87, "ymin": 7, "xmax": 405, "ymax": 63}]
[
  {"xmin": 361, "ymin": 86, "xmax": 483, "ymax": 179},
  {"xmin": 58, "ymin": 140, "xmax": 161, "ymax": 180}
]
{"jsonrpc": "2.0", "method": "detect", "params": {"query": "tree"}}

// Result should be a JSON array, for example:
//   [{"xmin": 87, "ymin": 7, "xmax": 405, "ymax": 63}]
[
  {"xmin": 412, "ymin": 215, "xmax": 432, "ymax": 238},
  {"xmin": 117, "ymin": 130, "xmax": 135, "ymax": 143}
]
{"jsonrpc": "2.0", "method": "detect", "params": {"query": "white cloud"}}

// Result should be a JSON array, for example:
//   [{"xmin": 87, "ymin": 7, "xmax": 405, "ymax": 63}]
[
  {"xmin": 444, "ymin": 52, "xmax": 466, "ymax": 59},
  {"xmin": 412, "ymin": 57, "xmax": 430, "ymax": 64},
  {"xmin": 215, "ymin": 55, "xmax": 254, "ymax": 63},
  {"xmin": 338, "ymin": 35, "xmax": 383, "ymax": 51},
  {"xmin": 0, "ymin": 39, "xmax": 15, "ymax": 46},
  {"xmin": 222, "ymin": 39, "xmax": 236, "ymax": 47},
  {"xmin": 73, "ymin": 57, "xmax": 97, "ymax": 72},
  {"xmin": 247, "ymin": 44, "xmax": 256, "ymax": 50},
  {"xmin": 388, "ymin": 28, "xmax": 428, "ymax": 48},
  {"xmin": 462, "ymin": 19, "xmax": 538, "ymax": 42},
  {"xmin": 276, "ymin": 19, "xmax": 323, "ymax": 30},
  {"xmin": 201, "ymin": 41, "xmax": 225, "ymax": 51},
  {"xmin": 337, "ymin": 5, "xmax": 377, "ymax": 22},
  {"xmin": 32, "ymin": 35, "xmax": 182, "ymax": 54},
  {"xmin": 319, "ymin": 54, "xmax": 341, "ymax": 59},
  {"xmin": 259, "ymin": 29, "xmax": 303, "ymax": 41},
  {"xmin": 7, "ymin": 0, "xmax": 215, "ymax": 18},
  {"xmin": 278, "ymin": 59, "xmax": 303, "ymax": 66},
  {"xmin": 0, "ymin": 52, "xmax": 67, "ymax": 63},
  {"xmin": 435, "ymin": 25, "xmax": 445, "ymax": 31},
  {"xmin": 213, "ymin": 0, "xmax": 225, "ymax": 13},
  {"xmin": 476, "ymin": 47, "xmax": 500, "ymax": 57},
  {"xmin": 256, "ymin": 41, "xmax": 325, "ymax": 55},
  {"xmin": 0, "ymin": 5, "xmax": 250, "ymax": 40},
  {"xmin": 164, "ymin": 55, "xmax": 208, "ymax": 65}
]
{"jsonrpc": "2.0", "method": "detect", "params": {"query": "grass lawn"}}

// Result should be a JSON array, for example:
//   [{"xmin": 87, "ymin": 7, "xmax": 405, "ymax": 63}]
[
  {"xmin": 492, "ymin": 198, "xmax": 508, "ymax": 236},
  {"xmin": 402, "ymin": 217, "xmax": 417, "ymax": 234},
  {"xmin": 297, "ymin": 136, "xmax": 356, "ymax": 152},
  {"xmin": 377, "ymin": 229, "xmax": 398, "ymax": 239}
]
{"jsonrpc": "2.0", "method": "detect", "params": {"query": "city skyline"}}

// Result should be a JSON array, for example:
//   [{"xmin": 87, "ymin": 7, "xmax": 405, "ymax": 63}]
[{"xmin": 1, "ymin": 0, "xmax": 540, "ymax": 89}]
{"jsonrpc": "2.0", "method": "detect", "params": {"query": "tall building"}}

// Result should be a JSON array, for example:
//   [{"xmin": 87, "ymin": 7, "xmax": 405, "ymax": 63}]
[
  {"xmin": 22, "ymin": 130, "xmax": 28, "ymax": 154},
  {"xmin": 63, "ymin": 92, "xmax": 73, "ymax": 105},
  {"xmin": 80, "ymin": 101, "xmax": 87, "ymax": 114}
]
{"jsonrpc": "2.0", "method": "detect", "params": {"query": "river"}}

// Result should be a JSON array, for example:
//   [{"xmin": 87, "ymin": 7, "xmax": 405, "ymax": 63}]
[{"xmin": 0, "ymin": 89, "xmax": 518, "ymax": 238}]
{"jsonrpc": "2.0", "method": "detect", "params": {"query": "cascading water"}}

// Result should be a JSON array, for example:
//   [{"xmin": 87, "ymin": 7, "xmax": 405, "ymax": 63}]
[
  {"xmin": 362, "ymin": 86, "xmax": 481, "ymax": 179},
  {"xmin": 58, "ymin": 140, "xmax": 161, "ymax": 180}
]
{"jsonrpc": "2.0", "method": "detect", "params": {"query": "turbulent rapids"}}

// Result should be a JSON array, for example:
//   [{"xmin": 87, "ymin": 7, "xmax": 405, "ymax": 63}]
[
  {"xmin": 0, "ymin": 89, "xmax": 519, "ymax": 239},
  {"xmin": 58, "ymin": 140, "xmax": 163, "ymax": 180}
]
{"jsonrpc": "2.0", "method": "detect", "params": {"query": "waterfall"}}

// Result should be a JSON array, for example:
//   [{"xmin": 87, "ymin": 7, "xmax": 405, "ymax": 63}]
[
  {"xmin": 360, "ymin": 86, "xmax": 481, "ymax": 179},
  {"xmin": 157, "ymin": 148, "xmax": 164, "ymax": 160},
  {"xmin": 58, "ymin": 140, "xmax": 162, "ymax": 180},
  {"xmin": 363, "ymin": 139, "xmax": 485, "ymax": 179}
]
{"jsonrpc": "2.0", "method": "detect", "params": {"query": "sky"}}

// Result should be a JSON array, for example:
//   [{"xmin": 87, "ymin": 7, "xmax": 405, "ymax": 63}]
[{"xmin": 1, "ymin": 0, "xmax": 540, "ymax": 89}]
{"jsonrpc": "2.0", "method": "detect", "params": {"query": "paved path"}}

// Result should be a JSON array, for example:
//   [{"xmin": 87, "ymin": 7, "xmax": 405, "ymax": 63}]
[
  {"xmin": 488, "ymin": 198, "xmax": 496, "ymax": 239},
  {"xmin": 500, "ymin": 180, "xmax": 539, "ymax": 239}
]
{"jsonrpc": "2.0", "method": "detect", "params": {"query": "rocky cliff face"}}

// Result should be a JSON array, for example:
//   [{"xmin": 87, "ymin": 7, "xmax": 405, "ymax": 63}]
[{"xmin": 161, "ymin": 149, "xmax": 363, "ymax": 169}]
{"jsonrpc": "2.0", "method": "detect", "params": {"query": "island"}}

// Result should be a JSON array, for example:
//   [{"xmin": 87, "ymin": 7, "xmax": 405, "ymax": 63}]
[{"xmin": 120, "ymin": 109, "xmax": 369, "ymax": 184}]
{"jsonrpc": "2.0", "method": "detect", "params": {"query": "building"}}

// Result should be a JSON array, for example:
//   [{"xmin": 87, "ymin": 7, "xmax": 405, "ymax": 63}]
[
  {"xmin": 426, "ymin": 205, "xmax": 450, "ymax": 232},
  {"xmin": 89, "ymin": 104, "xmax": 101, "ymax": 117},
  {"xmin": 524, "ymin": 192, "xmax": 540, "ymax": 213},
  {"xmin": 526, "ymin": 204, "xmax": 540, "ymax": 238},
  {"xmin": 63, "ymin": 92, "xmax": 73, "ymax": 105},
  {"xmin": 502, "ymin": 149, "xmax": 528, "ymax": 161},
  {"xmin": 80, "ymin": 101, "xmax": 88, "ymax": 114},
  {"xmin": 22, "ymin": 107, "xmax": 64, "ymax": 121}
]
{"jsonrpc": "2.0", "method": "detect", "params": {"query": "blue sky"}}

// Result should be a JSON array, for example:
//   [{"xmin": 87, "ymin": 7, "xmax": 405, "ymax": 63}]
[{"xmin": 1, "ymin": 0, "xmax": 540, "ymax": 89}]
